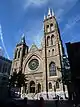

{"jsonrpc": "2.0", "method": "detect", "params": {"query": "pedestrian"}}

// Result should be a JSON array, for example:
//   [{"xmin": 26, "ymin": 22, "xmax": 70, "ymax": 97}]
[
  {"xmin": 23, "ymin": 97, "xmax": 28, "ymax": 107},
  {"xmin": 39, "ymin": 97, "xmax": 44, "ymax": 107}
]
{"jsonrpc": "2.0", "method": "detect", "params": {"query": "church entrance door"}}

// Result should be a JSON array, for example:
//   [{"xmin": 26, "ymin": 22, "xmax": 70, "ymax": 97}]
[
  {"xmin": 30, "ymin": 81, "xmax": 35, "ymax": 93},
  {"xmin": 38, "ymin": 83, "xmax": 41, "ymax": 93}
]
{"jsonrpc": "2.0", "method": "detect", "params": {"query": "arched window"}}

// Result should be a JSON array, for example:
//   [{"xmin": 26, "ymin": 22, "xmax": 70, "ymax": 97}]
[
  {"xmin": 15, "ymin": 49, "xmax": 18, "ymax": 59},
  {"xmin": 56, "ymin": 81, "xmax": 59, "ymax": 89},
  {"xmin": 49, "ymin": 82, "xmax": 52, "ymax": 89},
  {"xmin": 37, "ymin": 83, "xmax": 41, "ymax": 93},
  {"xmin": 48, "ymin": 50, "xmax": 50, "ymax": 56},
  {"xmin": 51, "ymin": 35, "xmax": 54, "ymax": 45},
  {"xmin": 47, "ymin": 36, "xmax": 50, "ymax": 46},
  {"xmin": 50, "ymin": 23, "xmax": 54, "ymax": 31},
  {"xmin": 54, "ymin": 85, "xmax": 56, "ymax": 92},
  {"xmin": 30, "ymin": 81, "xmax": 35, "ymax": 93},
  {"xmin": 52, "ymin": 49, "xmax": 54, "ymax": 55},
  {"xmin": 18, "ymin": 48, "xmax": 21, "ymax": 58},
  {"xmin": 46, "ymin": 25, "xmax": 50, "ymax": 32},
  {"xmin": 49, "ymin": 62, "xmax": 56, "ymax": 76}
]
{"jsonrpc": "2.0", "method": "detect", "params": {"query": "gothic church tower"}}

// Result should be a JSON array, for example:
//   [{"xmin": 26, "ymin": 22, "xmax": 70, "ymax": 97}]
[
  {"xmin": 11, "ymin": 35, "xmax": 28, "ymax": 74},
  {"xmin": 42, "ymin": 8, "xmax": 63, "ymax": 91}
]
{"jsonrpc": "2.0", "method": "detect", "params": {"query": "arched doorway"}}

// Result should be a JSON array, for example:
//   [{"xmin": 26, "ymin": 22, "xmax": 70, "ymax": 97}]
[
  {"xmin": 49, "ymin": 82, "xmax": 52, "ymax": 89},
  {"xmin": 30, "ymin": 81, "xmax": 35, "ymax": 93},
  {"xmin": 37, "ymin": 83, "xmax": 41, "ymax": 93}
]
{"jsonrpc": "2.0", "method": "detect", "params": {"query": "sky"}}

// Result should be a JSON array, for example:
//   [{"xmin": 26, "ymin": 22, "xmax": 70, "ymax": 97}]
[{"xmin": 0, "ymin": 0, "xmax": 80, "ymax": 59}]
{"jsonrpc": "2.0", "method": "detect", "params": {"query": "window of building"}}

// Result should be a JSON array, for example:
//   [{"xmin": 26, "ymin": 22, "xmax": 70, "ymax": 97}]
[
  {"xmin": 15, "ymin": 49, "xmax": 18, "ymax": 59},
  {"xmin": 51, "ymin": 35, "xmax": 54, "ymax": 45},
  {"xmin": 54, "ymin": 85, "xmax": 56, "ymax": 92},
  {"xmin": 52, "ymin": 49, "xmax": 54, "ymax": 55},
  {"xmin": 37, "ymin": 83, "xmax": 41, "ymax": 93},
  {"xmin": 49, "ymin": 82, "xmax": 52, "ymax": 89},
  {"xmin": 18, "ymin": 48, "xmax": 21, "ymax": 58},
  {"xmin": 56, "ymin": 81, "xmax": 59, "ymax": 89},
  {"xmin": 47, "ymin": 36, "xmax": 50, "ymax": 46},
  {"xmin": 46, "ymin": 25, "xmax": 50, "ymax": 32},
  {"xmin": 49, "ymin": 62, "xmax": 56, "ymax": 76},
  {"xmin": 48, "ymin": 50, "xmax": 50, "ymax": 56},
  {"xmin": 50, "ymin": 23, "xmax": 54, "ymax": 31}
]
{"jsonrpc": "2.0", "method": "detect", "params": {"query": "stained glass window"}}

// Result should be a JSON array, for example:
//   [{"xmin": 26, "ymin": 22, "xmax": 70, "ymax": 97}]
[
  {"xmin": 49, "ymin": 62, "xmax": 56, "ymax": 76},
  {"xmin": 28, "ymin": 59, "xmax": 39, "ymax": 70}
]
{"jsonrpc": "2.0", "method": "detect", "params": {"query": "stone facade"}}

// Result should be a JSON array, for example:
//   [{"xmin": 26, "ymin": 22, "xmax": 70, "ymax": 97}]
[{"xmin": 11, "ymin": 9, "xmax": 65, "ymax": 94}]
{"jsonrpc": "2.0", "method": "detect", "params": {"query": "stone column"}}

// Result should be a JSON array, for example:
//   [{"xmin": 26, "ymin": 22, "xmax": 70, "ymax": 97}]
[
  {"xmin": 35, "ymin": 81, "xmax": 37, "ymax": 94},
  {"xmin": 27, "ymin": 82, "xmax": 30, "ymax": 94}
]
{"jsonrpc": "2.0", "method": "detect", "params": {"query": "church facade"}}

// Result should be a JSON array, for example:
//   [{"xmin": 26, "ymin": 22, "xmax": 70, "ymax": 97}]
[{"xmin": 11, "ymin": 9, "xmax": 64, "ymax": 94}]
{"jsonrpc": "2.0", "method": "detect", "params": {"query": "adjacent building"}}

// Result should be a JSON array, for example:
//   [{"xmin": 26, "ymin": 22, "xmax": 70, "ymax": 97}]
[
  {"xmin": 0, "ymin": 56, "xmax": 12, "ymax": 100},
  {"xmin": 66, "ymin": 42, "xmax": 80, "ymax": 101}
]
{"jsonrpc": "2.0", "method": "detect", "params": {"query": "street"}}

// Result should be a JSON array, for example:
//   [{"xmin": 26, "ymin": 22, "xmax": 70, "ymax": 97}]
[{"xmin": 0, "ymin": 99, "xmax": 73, "ymax": 107}]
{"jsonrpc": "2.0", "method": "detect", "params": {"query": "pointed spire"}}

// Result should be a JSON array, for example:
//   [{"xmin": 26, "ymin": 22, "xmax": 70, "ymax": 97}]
[
  {"xmin": 30, "ymin": 42, "xmax": 38, "ymax": 52},
  {"xmin": 44, "ymin": 14, "xmax": 46, "ymax": 20},
  {"xmin": 47, "ymin": 8, "xmax": 51, "ymax": 18},
  {"xmin": 21, "ymin": 33, "xmax": 25, "ymax": 43},
  {"xmin": 22, "ymin": 33, "xmax": 24, "ymax": 37},
  {"xmin": 52, "ymin": 9, "xmax": 55, "ymax": 16}
]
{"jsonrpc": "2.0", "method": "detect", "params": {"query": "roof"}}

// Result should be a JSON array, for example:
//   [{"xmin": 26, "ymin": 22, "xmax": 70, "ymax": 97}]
[
  {"xmin": 30, "ymin": 43, "xmax": 38, "ymax": 52},
  {"xmin": 0, "ymin": 56, "xmax": 12, "ymax": 63}
]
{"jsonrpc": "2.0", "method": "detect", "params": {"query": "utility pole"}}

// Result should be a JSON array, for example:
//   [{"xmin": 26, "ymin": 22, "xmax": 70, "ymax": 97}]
[{"xmin": 44, "ymin": 32, "xmax": 49, "ymax": 99}]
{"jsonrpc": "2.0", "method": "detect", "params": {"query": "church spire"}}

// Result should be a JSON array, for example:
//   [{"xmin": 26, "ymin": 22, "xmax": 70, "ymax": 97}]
[
  {"xmin": 52, "ymin": 9, "xmax": 55, "ymax": 16},
  {"xmin": 44, "ymin": 8, "xmax": 55, "ymax": 20},
  {"xmin": 44, "ymin": 14, "xmax": 46, "ymax": 20},
  {"xmin": 21, "ymin": 33, "xmax": 25, "ymax": 44},
  {"xmin": 47, "ymin": 8, "xmax": 51, "ymax": 18}
]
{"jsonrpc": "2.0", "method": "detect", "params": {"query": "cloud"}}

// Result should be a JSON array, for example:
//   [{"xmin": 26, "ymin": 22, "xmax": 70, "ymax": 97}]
[
  {"xmin": 21, "ymin": 0, "xmax": 79, "ymax": 47},
  {"xmin": 56, "ymin": 9, "xmax": 64, "ymax": 22},
  {"xmin": 24, "ymin": 0, "xmax": 49, "ymax": 9},
  {"xmin": 0, "ymin": 25, "xmax": 10, "ymax": 59},
  {"xmin": 55, "ymin": 0, "xmax": 78, "ymax": 22},
  {"xmin": 23, "ymin": 0, "xmax": 78, "ymax": 22},
  {"xmin": 62, "ymin": 15, "xmax": 80, "ymax": 35}
]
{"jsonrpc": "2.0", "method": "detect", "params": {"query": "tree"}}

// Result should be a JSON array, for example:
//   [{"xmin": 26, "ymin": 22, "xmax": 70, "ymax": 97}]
[
  {"xmin": 62, "ymin": 55, "xmax": 71, "ymax": 85},
  {"xmin": 9, "ymin": 71, "xmax": 26, "ymax": 91},
  {"xmin": 62, "ymin": 55, "xmax": 72, "ymax": 99},
  {"xmin": 17, "ymin": 71, "xmax": 26, "ymax": 88},
  {"xmin": 9, "ymin": 71, "xmax": 17, "ymax": 87}
]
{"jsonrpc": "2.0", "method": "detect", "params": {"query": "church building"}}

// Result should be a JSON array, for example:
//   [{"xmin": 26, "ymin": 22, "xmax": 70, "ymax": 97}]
[{"xmin": 11, "ymin": 9, "xmax": 65, "ymax": 95}]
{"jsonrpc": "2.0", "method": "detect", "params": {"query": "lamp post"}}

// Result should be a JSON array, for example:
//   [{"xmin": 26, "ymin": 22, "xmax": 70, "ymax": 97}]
[{"xmin": 44, "ymin": 32, "xmax": 49, "ymax": 99}]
